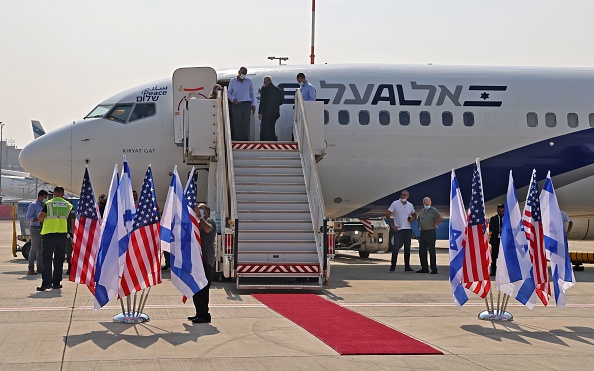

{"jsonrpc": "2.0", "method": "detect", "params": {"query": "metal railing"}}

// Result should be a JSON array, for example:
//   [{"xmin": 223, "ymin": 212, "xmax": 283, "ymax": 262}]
[
  {"xmin": 293, "ymin": 89, "xmax": 326, "ymax": 269},
  {"xmin": 222, "ymin": 87, "xmax": 238, "ymax": 223}
]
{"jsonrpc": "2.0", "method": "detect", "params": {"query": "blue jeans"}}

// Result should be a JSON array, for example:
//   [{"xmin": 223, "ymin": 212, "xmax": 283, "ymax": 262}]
[{"xmin": 390, "ymin": 229, "xmax": 412, "ymax": 270}]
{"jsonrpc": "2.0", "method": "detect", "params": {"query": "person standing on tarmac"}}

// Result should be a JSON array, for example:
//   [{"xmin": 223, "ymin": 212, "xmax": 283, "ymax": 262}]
[
  {"xmin": 36, "ymin": 186, "xmax": 73, "ymax": 291},
  {"xmin": 189, "ymin": 203, "xmax": 216, "ymax": 323},
  {"xmin": 26, "ymin": 190, "xmax": 49, "ymax": 275}
]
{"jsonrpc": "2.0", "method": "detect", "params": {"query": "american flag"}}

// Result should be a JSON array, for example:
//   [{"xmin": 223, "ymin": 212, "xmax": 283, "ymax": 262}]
[
  {"xmin": 185, "ymin": 168, "xmax": 202, "ymax": 246},
  {"xmin": 120, "ymin": 166, "xmax": 161, "ymax": 297},
  {"xmin": 462, "ymin": 160, "xmax": 491, "ymax": 298},
  {"xmin": 522, "ymin": 170, "xmax": 550, "ymax": 305},
  {"xmin": 70, "ymin": 166, "xmax": 100, "ymax": 293}
]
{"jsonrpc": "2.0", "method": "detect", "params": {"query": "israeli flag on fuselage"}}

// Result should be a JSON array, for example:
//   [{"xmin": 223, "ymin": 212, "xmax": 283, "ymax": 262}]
[
  {"xmin": 540, "ymin": 171, "xmax": 576, "ymax": 308},
  {"xmin": 160, "ymin": 166, "xmax": 208, "ymax": 300},
  {"xmin": 94, "ymin": 165, "xmax": 126, "ymax": 309},
  {"xmin": 496, "ymin": 171, "xmax": 536, "ymax": 309},
  {"xmin": 449, "ymin": 169, "xmax": 469, "ymax": 308}
]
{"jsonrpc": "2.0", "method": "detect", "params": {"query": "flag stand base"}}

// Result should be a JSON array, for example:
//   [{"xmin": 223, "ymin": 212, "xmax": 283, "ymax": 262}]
[
  {"xmin": 478, "ymin": 310, "xmax": 513, "ymax": 321},
  {"xmin": 113, "ymin": 312, "xmax": 150, "ymax": 324}
]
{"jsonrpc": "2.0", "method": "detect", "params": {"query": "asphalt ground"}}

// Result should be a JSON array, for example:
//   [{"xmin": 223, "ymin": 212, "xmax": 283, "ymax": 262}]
[{"xmin": 1, "ymin": 220, "xmax": 594, "ymax": 370}]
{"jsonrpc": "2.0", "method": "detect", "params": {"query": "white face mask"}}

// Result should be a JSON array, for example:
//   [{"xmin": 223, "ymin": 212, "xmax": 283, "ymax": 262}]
[
  {"xmin": 239, "ymin": 74, "xmax": 247, "ymax": 79},
  {"xmin": 199, "ymin": 209, "xmax": 205, "ymax": 217},
  {"xmin": 42, "ymin": 198, "xmax": 48, "ymax": 203},
  {"xmin": 424, "ymin": 205, "xmax": 431, "ymax": 209},
  {"xmin": 399, "ymin": 198, "xmax": 407, "ymax": 202},
  {"xmin": 298, "ymin": 82, "xmax": 304, "ymax": 87}
]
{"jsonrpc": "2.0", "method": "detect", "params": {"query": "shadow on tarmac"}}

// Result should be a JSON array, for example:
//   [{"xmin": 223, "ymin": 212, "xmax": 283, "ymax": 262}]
[
  {"xmin": 65, "ymin": 322, "xmax": 219, "ymax": 350},
  {"xmin": 461, "ymin": 323, "xmax": 594, "ymax": 346}
]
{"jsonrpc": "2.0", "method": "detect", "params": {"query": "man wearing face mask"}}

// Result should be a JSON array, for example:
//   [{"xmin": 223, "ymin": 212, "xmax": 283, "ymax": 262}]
[
  {"xmin": 228, "ymin": 66, "xmax": 256, "ymax": 141},
  {"xmin": 386, "ymin": 190, "xmax": 417, "ymax": 272},
  {"xmin": 417, "ymin": 197, "xmax": 443, "ymax": 274},
  {"xmin": 26, "ymin": 190, "xmax": 49, "ymax": 275},
  {"xmin": 489, "ymin": 204, "xmax": 505, "ymax": 276},
  {"xmin": 296, "ymin": 73, "xmax": 316, "ymax": 101},
  {"xmin": 189, "ymin": 203, "xmax": 217, "ymax": 323},
  {"xmin": 258, "ymin": 76, "xmax": 283, "ymax": 141}
]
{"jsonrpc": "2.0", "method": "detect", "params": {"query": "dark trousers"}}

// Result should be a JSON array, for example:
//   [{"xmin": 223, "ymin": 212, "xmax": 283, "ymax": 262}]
[
  {"xmin": 163, "ymin": 251, "xmax": 170, "ymax": 268},
  {"xmin": 192, "ymin": 263, "xmax": 213, "ymax": 318},
  {"xmin": 390, "ymin": 229, "xmax": 412, "ymax": 270},
  {"xmin": 490, "ymin": 239, "xmax": 500, "ymax": 267},
  {"xmin": 418, "ymin": 229, "xmax": 437, "ymax": 272},
  {"xmin": 231, "ymin": 102, "xmax": 252, "ymax": 141},
  {"xmin": 41, "ymin": 233, "xmax": 67, "ymax": 287},
  {"xmin": 260, "ymin": 114, "xmax": 279, "ymax": 141}
]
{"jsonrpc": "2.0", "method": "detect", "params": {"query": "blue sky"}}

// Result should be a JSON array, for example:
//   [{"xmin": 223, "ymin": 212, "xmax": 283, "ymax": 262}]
[{"xmin": 1, "ymin": 0, "xmax": 594, "ymax": 148}]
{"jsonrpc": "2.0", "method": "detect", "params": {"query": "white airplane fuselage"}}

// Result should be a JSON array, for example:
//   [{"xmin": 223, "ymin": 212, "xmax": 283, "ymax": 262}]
[{"xmin": 18, "ymin": 64, "xmax": 594, "ymax": 218}]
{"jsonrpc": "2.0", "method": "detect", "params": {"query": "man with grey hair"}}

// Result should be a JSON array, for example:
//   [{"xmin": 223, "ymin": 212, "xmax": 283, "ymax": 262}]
[
  {"xmin": 417, "ymin": 197, "xmax": 443, "ymax": 274},
  {"xmin": 258, "ymin": 75, "xmax": 283, "ymax": 141},
  {"xmin": 228, "ymin": 66, "xmax": 256, "ymax": 141}
]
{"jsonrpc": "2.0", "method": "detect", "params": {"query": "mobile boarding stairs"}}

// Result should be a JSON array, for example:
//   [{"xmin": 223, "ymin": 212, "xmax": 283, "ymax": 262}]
[{"xmin": 173, "ymin": 67, "xmax": 334, "ymax": 289}]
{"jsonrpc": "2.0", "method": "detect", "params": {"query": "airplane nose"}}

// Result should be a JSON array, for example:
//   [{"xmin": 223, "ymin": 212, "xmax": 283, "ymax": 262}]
[{"xmin": 19, "ymin": 125, "xmax": 72, "ymax": 190}]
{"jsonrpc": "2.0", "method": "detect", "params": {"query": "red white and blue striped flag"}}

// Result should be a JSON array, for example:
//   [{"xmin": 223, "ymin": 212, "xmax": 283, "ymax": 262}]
[
  {"xmin": 462, "ymin": 159, "xmax": 491, "ymax": 298},
  {"xmin": 522, "ymin": 169, "xmax": 550, "ymax": 305},
  {"xmin": 70, "ymin": 166, "xmax": 101, "ymax": 293},
  {"xmin": 120, "ymin": 165, "xmax": 162, "ymax": 297}
]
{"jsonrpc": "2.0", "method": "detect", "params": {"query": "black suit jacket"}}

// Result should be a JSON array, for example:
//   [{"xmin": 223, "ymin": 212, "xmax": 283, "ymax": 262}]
[
  {"xmin": 489, "ymin": 214, "xmax": 502, "ymax": 246},
  {"xmin": 258, "ymin": 83, "xmax": 283, "ymax": 117}
]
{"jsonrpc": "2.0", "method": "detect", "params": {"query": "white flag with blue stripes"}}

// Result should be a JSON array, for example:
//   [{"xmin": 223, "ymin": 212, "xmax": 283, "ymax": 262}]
[
  {"xmin": 540, "ymin": 171, "xmax": 576, "ymax": 307},
  {"xmin": 449, "ymin": 169, "xmax": 469, "ymax": 308},
  {"xmin": 495, "ymin": 171, "xmax": 536, "ymax": 309},
  {"xmin": 118, "ymin": 156, "xmax": 136, "ymax": 270},
  {"xmin": 94, "ymin": 165, "xmax": 126, "ymax": 309},
  {"xmin": 160, "ymin": 166, "xmax": 208, "ymax": 301}
]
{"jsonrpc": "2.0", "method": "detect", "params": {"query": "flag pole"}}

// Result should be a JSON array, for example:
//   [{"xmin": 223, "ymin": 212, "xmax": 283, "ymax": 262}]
[
  {"xmin": 119, "ymin": 298, "xmax": 126, "ymax": 317},
  {"xmin": 496, "ymin": 290, "xmax": 501, "ymax": 315},
  {"xmin": 132, "ymin": 292, "xmax": 138, "ymax": 316},
  {"xmin": 137, "ymin": 289, "xmax": 146, "ymax": 315},
  {"xmin": 138, "ymin": 286, "xmax": 152, "ymax": 314},
  {"xmin": 489, "ymin": 287, "xmax": 495, "ymax": 314}
]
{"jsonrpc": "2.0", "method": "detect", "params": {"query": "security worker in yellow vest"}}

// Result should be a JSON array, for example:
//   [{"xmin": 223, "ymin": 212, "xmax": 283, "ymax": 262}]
[{"xmin": 36, "ymin": 186, "xmax": 73, "ymax": 291}]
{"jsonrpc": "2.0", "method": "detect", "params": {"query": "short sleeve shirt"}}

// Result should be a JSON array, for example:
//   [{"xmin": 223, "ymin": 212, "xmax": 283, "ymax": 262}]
[
  {"xmin": 418, "ymin": 207, "xmax": 441, "ymax": 231},
  {"xmin": 200, "ymin": 218, "xmax": 217, "ymax": 267},
  {"xmin": 388, "ymin": 201, "xmax": 415, "ymax": 229},
  {"xmin": 560, "ymin": 211, "xmax": 572, "ymax": 224}
]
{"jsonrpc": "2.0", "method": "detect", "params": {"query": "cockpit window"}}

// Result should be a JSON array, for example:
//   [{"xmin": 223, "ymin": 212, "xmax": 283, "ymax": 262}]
[
  {"xmin": 84, "ymin": 105, "xmax": 113, "ymax": 119},
  {"xmin": 129, "ymin": 103, "xmax": 156, "ymax": 122},
  {"xmin": 106, "ymin": 104, "xmax": 134, "ymax": 123}
]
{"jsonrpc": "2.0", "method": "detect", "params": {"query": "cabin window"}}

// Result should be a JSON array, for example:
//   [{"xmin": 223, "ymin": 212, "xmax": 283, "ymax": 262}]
[
  {"xmin": 338, "ymin": 110, "xmax": 350, "ymax": 125},
  {"xmin": 545, "ymin": 113, "xmax": 556, "ymax": 128},
  {"xmin": 106, "ymin": 104, "xmax": 134, "ymax": 124},
  {"xmin": 420, "ymin": 111, "xmax": 431, "ymax": 126},
  {"xmin": 129, "ymin": 103, "xmax": 156, "ymax": 122},
  {"xmin": 442, "ymin": 112, "xmax": 453, "ymax": 126},
  {"xmin": 568, "ymin": 113, "xmax": 579, "ymax": 128},
  {"xmin": 359, "ymin": 110, "xmax": 370, "ymax": 125},
  {"xmin": 324, "ymin": 110, "xmax": 329, "ymax": 125},
  {"xmin": 379, "ymin": 110, "xmax": 390, "ymax": 125},
  {"xmin": 589, "ymin": 113, "xmax": 594, "ymax": 128},
  {"xmin": 399, "ymin": 111, "xmax": 410, "ymax": 126},
  {"xmin": 463, "ymin": 112, "xmax": 474, "ymax": 127},
  {"xmin": 526, "ymin": 112, "xmax": 538, "ymax": 127}
]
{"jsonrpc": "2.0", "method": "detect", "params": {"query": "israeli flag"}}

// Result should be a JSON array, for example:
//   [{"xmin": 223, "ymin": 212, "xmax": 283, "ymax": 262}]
[
  {"xmin": 160, "ymin": 166, "xmax": 208, "ymax": 300},
  {"xmin": 449, "ymin": 170, "xmax": 469, "ymax": 308},
  {"xmin": 540, "ymin": 171, "xmax": 576, "ymax": 307},
  {"xmin": 94, "ymin": 165, "xmax": 126, "ymax": 309},
  {"xmin": 496, "ymin": 171, "xmax": 536, "ymax": 309},
  {"xmin": 119, "ymin": 156, "xmax": 136, "ymax": 257}
]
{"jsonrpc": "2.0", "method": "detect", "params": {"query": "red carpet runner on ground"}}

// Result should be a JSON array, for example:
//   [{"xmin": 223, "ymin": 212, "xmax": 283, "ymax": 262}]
[{"xmin": 252, "ymin": 293, "xmax": 442, "ymax": 355}]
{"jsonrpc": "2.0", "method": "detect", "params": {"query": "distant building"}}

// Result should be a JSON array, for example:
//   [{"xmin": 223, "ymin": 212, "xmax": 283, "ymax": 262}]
[{"xmin": 1, "ymin": 139, "xmax": 24, "ymax": 171}]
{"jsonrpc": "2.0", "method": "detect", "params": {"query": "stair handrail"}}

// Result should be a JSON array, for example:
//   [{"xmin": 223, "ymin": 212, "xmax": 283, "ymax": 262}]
[
  {"xmin": 293, "ymin": 89, "xmax": 326, "ymax": 268},
  {"xmin": 222, "ymin": 87, "xmax": 238, "ymax": 222},
  {"xmin": 215, "ymin": 92, "xmax": 228, "ymax": 237}
]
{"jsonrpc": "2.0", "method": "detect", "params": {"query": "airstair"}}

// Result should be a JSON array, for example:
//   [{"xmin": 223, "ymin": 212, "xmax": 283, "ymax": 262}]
[{"xmin": 173, "ymin": 67, "xmax": 333, "ymax": 290}]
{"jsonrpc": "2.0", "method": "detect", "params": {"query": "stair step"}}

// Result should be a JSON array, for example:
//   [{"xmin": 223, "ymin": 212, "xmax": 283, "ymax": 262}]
[
  {"xmin": 238, "ymin": 241, "xmax": 317, "ymax": 252},
  {"xmin": 238, "ymin": 250, "xmax": 318, "ymax": 254},
  {"xmin": 236, "ymin": 282, "xmax": 322, "ymax": 290},
  {"xmin": 234, "ymin": 158, "xmax": 301, "ymax": 167},
  {"xmin": 238, "ymin": 210, "xmax": 311, "ymax": 221},
  {"xmin": 240, "ymin": 220, "xmax": 313, "ymax": 230},
  {"xmin": 236, "ymin": 191, "xmax": 308, "ymax": 202},
  {"xmin": 233, "ymin": 151, "xmax": 300, "ymax": 159},
  {"xmin": 237, "ymin": 201, "xmax": 310, "ymax": 212},
  {"xmin": 237, "ymin": 253, "xmax": 319, "ymax": 264},
  {"xmin": 234, "ymin": 175, "xmax": 305, "ymax": 185},
  {"xmin": 236, "ymin": 183, "xmax": 306, "ymax": 192},
  {"xmin": 234, "ymin": 165, "xmax": 303, "ymax": 175}
]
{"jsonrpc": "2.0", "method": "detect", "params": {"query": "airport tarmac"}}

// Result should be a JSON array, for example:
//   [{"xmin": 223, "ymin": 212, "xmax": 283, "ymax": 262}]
[{"xmin": 1, "ymin": 219, "xmax": 594, "ymax": 370}]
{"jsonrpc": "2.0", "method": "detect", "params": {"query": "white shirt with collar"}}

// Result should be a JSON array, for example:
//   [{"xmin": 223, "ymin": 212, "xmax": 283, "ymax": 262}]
[{"xmin": 388, "ymin": 200, "xmax": 415, "ymax": 229}]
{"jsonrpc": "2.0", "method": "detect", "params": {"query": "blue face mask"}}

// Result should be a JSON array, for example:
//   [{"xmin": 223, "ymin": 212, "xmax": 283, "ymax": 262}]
[
  {"xmin": 424, "ymin": 205, "xmax": 431, "ymax": 209},
  {"xmin": 42, "ymin": 198, "xmax": 48, "ymax": 203}
]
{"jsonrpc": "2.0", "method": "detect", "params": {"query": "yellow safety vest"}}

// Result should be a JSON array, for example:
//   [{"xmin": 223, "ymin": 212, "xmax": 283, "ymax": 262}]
[{"xmin": 41, "ymin": 197, "xmax": 73, "ymax": 235}]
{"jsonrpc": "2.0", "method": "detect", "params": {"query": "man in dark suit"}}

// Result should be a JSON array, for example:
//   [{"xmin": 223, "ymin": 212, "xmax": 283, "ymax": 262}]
[
  {"xmin": 489, "ymin": 204, "xmax": 505, "ymax": 276},
  {"xmin": 258, "ymin": 76, "xmax": 283, "ymax": 141}
]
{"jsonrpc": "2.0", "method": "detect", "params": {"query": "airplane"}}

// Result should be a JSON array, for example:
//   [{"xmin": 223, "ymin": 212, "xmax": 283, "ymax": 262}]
[{"xmin": 17, "ymin": 64, "xmax": 594, "ymax": 227}]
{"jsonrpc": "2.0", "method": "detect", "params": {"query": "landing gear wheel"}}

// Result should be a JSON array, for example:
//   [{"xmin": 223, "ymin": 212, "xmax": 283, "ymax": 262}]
[
  {"xmin": 22, "ymin": 241, "xmax": 31, "ymax": 260},
  {"xmin": 358, "ymin": 251, "xmax": 370, "ymax": 258}
]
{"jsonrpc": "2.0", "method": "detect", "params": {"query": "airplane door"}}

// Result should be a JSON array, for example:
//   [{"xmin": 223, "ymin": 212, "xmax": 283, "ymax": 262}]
[{"xmin": 172, "ymin": 67, "xmax": 217, "ymax": 144}]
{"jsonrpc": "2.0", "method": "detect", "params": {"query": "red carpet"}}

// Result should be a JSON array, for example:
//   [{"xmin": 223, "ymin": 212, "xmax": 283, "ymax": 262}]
[{"xmin": 252, "ymin": 293, "xmax": 442, "ymax": 355}]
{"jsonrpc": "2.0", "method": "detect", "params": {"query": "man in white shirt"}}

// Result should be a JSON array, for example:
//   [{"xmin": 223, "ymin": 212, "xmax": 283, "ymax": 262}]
[
  {"xmin": 386, "ymin": 189, "xmax": 417, "ymax": 272},
  {"xmin": 560, "ymin": 210, "xmax": 573, "ymax": 234}
]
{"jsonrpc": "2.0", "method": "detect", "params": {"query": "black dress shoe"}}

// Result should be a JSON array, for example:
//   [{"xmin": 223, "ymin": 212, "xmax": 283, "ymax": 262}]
[
  {"xmin": 405, "ymin": 266, "xmax": 414, "ymax": 272},
  {"xmin": 187, "ymin": 315, "xmax": 199, "ymax": 321},
  {"xmin": 36, "ymin": 286, "xmax": 51, "ymax": 292},
  {"xmin": 430, "ymin": 271, "xmax": 438, "ymax": 274},
  {"xmin": 417, "ymin": 269, "xmax": 429, "ymax": 273},
  {"xmin": 191, "ymin": 315, "xmax": 211, "ymax": 323},
  {"xmin": 52, "ymin": 284, "xmax": 62, "ymax": 289},
  {"xmin": 161, "ymin": 265, "xmax": 170, "ymax": 271}
]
